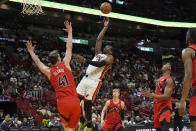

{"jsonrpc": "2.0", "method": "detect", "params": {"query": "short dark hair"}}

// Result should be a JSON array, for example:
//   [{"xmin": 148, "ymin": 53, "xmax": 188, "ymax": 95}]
[
  {"xmin": 188, "ymin": 28, "xmax": 196, "ymax": 44},
  {"xmin": 48, "ymin": 50, "xmax": 59, "ymax": 65}
]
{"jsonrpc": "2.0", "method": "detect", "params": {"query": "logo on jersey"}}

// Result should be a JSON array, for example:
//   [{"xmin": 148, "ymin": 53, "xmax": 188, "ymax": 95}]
[{"xmin": 96, "ymin": 55, "xmax": 105, "ymax": 62}]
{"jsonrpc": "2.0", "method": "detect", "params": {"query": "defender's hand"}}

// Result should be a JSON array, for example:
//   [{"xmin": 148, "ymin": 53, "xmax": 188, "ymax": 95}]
[
  {"xmin": 26, "ymin": 40, "xmax": 36, "ymax": 53},
  {"xmin": 63, "ymin": 21, "xmax": 72, "ymax": 33},
  {"xmin": 73, "ymin": 55, "xmax": 86, "ymax": 63}
]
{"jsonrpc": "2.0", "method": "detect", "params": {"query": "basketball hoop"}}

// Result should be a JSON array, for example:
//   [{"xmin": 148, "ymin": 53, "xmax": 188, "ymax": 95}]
[{"xmin": 21, "ymin": 0, "xmax": 45, "ymax": 15}]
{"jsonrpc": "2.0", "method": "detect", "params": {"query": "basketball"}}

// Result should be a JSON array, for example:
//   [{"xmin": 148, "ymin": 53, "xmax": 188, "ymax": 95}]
[{"xmin": 100, "ymin": 2, "xmax": 112, "ymax": 14}]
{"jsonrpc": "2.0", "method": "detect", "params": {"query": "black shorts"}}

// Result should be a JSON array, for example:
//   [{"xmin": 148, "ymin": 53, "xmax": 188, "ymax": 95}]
[{"xmin": 190, "ymin": 116, "xmax": 196, "ymax": 121}]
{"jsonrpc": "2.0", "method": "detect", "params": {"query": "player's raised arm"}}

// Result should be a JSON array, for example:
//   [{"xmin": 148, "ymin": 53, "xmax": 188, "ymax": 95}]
[
  {"xmin": 143, "ymin": 78, "xmax": 174, "ymax": 100},
  {"xmin": 101, "ymin": 100, "xmax": 110, "ymax": 127},
  {"xmin": 63, "ymin": 21, "xmax": 72, "ymax": 70},
  {"xmin": 95, "ymin": 18, "xmax": 109, "ymax": 55},
  {"xmin": 26, "ymin": 40, "xmax": 50, "ymax": 78},
  {"xmin": 177, "ymin": 48, "xmax": 193, "ymax": 116}
]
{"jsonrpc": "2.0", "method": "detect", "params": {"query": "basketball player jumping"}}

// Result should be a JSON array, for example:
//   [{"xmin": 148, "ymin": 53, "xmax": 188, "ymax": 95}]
[
  {"xmin": 143, "ymin": 63, "xmax": 175, "ymax": 131},
  {"xmin": 74, "ymin": 18, "xmax": 114, "ymax": 131},
  {"xmin": 177, "ymin": 28, "xmax": 196, "ymax": 130},
  {"xmin": 101, "ymin": 88, "xmax": 125, "ymax": 131},
  {"xmin": 26, "ymin": 21, "xmax": 81, "ymax": 131}
]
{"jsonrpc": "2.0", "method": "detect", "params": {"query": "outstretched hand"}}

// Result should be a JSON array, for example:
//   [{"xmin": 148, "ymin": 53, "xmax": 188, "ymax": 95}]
[
  {"xmin": 176, "ymin": 100, "xmax": 187, "ymax": 116},
  {"xmin": 142, "ymin": 89, "xmax": 153, "ymax": 98},
  {"xmin": 26, "ymin": 40, "xmax": 36, "ymax": 53},
  {"xmin": 72, "ymin": 55, "xmax": 86, "ymax": 63},
  {"xmin": 104, "ymin": 17, "xmax": 110, "ymax": 27},
  {"xmin": 63, "ymin": 21, "xmax": 72, "ymax": 33}
]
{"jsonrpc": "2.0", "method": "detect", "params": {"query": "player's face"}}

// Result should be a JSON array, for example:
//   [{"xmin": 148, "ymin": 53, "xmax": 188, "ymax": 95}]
[
  {"xmin": 5, "ymin": 115, "xmax": 10, "ymax": 122},
  {"xmin": 113, "ymin": 89, "xmax": 120, "ymax": 97},
  {"xmin": 103, "ymin": 45, "xmax": 112, "ymax": 54},
  {"xmin": 161, "ymin": 63, "xmax": 171, "ymax": 72},
  {"xmin": 54, "ymin": 117, "xmax": 57, "ymax": 121}
]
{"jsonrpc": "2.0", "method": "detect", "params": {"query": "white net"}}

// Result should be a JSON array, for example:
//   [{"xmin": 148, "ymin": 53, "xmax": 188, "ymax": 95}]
[{"xmin": 21, "ymin": 0, "xmax": 45, "ymax": 15}]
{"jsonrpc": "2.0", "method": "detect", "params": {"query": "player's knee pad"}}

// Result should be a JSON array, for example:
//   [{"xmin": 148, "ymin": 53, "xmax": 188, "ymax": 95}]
[{"xmin": 84, "ymin": 100, "xmax": 92, "ymax": 120}]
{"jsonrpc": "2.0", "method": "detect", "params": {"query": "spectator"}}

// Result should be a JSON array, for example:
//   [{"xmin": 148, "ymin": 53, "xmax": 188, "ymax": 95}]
[
  {"xmin": 92, "ymin": 111, "xmax": 98, "ymax": 119},
  {"xmin": 129, "ymin": 117, "xmax": 136, "ymax": 125},
  {"xmin": 10, "ymin": 116, "xmax": 21, "ymax": 128},
  {"xmin": 37, "ymin": 105, "xmax": 51, "ymax": 117},
  {"xmin": 42, "ymin": 114, "xmax": 50, "ymax": 127},
  {"xmin": 29, "ymin": 119, "xmax": 35, "ymax": 126},
  {"xmin": 21, "ymin": 117, "xmax": 29, "ymax": 127},
  {"xmin": 135, "ymin": 116, "xmax": 141, "ymax": 124},
  {"xmin": 144, "ymin": 117, "xmax": 152, "ymax": 124},
  {"xmin": 0, "ymin": 114, "xmax": 12, "ymax": 131},
  {"xmin": 92, "ymin": 118, "xmax": 98, "ymax": 131},
  {"xmin": 96, "ymin": 116, "xmax": 102, "ymax": 131},
  {"xmin": 124, "ymin": 116, "xmax": 129, "ymax": 126},
  {"xmin": 48, "ymin": 116, "xmax": 61, "ymax": 127},
  {"xmin": 0, "ymin": 110, "xmax": 4, "ymax": 123},
  {"xmin": 27, "ymin": 113, "xmax": 34, "ymax": 122},
  {"xmin": 23, "ymin": 89, "xmax": 32, "ymax": 98}
]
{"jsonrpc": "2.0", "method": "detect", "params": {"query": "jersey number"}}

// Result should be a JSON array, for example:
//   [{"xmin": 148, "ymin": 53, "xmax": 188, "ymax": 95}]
[{"xmin": 58, "ymin": 75, "xmax": 69, "ymax": 87}]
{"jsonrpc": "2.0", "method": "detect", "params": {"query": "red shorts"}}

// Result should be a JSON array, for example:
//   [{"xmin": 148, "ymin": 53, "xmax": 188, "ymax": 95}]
[
  {"xmin": 189, "ymin": 96, "xmax": 196, "ymax": 116},
  {"xmin": 102, "ymin": 120, "xmax": 121, "ymax": 131},
  {"xmin": 154, "ymin": 103, "xmax": 171, "ymax": 128},
  {"xmin": 57, "ymin": 98, "xmax": 81, "ymax": 128}
]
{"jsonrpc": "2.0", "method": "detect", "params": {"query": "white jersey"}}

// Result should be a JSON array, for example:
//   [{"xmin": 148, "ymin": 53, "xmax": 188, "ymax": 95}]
[{"xmin": 85, "ymin": 53, "xmax": 111, "ymax": 80}]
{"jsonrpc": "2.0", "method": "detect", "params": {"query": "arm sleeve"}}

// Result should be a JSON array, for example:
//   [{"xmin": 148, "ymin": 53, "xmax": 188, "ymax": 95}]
[
  {"xmin": 85, "ymin": 59, "xmax": 107, "ymax": 67},
  {"xmin": 121, "ymin": 109, "xmax": 124, "ymax": 120}
]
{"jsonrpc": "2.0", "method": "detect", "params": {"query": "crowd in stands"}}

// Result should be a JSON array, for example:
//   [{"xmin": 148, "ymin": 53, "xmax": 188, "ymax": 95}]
[{"xmin": 0, "ymin": 19, "xmax": 191, "ymax": 131}]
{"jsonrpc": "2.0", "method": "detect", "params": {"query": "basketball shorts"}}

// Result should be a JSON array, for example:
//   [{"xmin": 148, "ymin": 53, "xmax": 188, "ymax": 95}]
[
  {"xmin": 102, "ymin": 121, "xmax": 122, "ymax": 131},
  {"xmin": 57, "ymin": 98, "xmax": 81, "ymax": 128},
  {"xmin": 190, "ymin": 96, "xmax": 196, "ymax": 121},
  {"xmin": 154, "ymin": 103, "xmax": 171, "ymax": 128},
  {"xmin": 77, "ymin": 76, "xmax": 102, "ymax": 103}
]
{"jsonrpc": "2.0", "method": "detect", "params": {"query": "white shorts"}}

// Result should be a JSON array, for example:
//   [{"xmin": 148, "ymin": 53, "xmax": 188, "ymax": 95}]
[{"xmin": 77, "ymin": 76, "xmax": 102, "ymax": 102}]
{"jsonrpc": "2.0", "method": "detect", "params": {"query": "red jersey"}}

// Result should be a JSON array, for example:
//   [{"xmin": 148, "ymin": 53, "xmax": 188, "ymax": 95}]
[
  {"xmin": 189, "ymin": 45, "xmax": 196, "ymax": 89},
  {"xmin": 189, "ymin": 45, "xmax": 196, "ymax": 117},
  {"xmin": 50, "ymin": 63, "xmax": 78, "ymax": 100},
  {"xmin": 154, "ymin": 76, "xmax": 174, "ymax": 108},
  {"xmin": 104, "ymin": 99, "xmax": 122, "ymax": 125}
]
